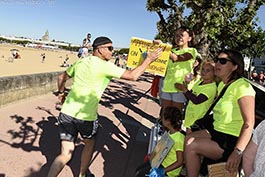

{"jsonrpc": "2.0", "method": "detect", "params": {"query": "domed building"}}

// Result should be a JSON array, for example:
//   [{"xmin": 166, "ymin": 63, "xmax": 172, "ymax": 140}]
[{"xmin": 42, "ymin": 30, "xmax": 49, "ymax": 41}]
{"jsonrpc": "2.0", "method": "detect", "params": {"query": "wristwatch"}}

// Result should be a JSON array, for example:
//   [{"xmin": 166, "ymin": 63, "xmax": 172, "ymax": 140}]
[{"xmin": 234, "ymin": 148, "xmax": 243, "ymax": 156}]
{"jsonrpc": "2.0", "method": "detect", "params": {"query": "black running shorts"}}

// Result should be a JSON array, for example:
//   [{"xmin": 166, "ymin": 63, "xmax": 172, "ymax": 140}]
[{"xmin": 57, "ymin": 112, "xmax": 99, "ymax": 142}]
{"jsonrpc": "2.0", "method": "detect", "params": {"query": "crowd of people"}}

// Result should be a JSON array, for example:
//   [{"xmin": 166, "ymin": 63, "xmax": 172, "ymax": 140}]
[
  {"xmin": 251, "ymin": 69, "xmax": 265, "ymax": 85},
  {"xmin": 47, "ymin": 28, "xmax": 263, "ymax": 177},
  {"xmin": 140, "ymin": 27, "xmax": 259, "ymax": 177}
]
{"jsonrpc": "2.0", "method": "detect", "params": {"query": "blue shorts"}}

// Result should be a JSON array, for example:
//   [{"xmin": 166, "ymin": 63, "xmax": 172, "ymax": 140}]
[
  {"xmin": 160, "ymin": 92, "xmax": 187, "ymax": 103},
  {"xmin": 57, "ymin": 112, "xmax": 99, "ymax": 142}
]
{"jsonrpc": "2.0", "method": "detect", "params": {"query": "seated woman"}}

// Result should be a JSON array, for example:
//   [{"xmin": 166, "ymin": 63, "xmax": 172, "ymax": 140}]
[{"xmin": 184, "ymin": 49, "xmax": 255, "ymax": 177}]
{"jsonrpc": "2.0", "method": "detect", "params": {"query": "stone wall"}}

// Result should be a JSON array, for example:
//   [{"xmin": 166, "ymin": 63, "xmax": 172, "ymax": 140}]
[{"xmin": 0, "ymin": 71, "xmax": 69, "ymax": 107}]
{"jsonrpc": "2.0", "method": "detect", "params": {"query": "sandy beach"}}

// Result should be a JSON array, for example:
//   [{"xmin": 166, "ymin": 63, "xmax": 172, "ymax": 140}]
[{"xmin": 0, "ymin": 44, "xmax": 80, "ymax": 77}]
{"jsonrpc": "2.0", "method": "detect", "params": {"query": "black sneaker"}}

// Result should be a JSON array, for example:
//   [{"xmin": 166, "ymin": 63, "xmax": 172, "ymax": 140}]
[
  {"xmin": 86, "ymin": 174, "xmax": 95, "ymax": 177},
  {"xmin": 86, "ymin": 171, "xmax": 95, "ymax": 177}
]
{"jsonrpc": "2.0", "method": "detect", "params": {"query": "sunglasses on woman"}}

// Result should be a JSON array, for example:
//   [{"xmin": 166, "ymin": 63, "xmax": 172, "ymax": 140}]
[{"xmin": 214, "ymin": 57, "xmax": 234, "ymax": 65}]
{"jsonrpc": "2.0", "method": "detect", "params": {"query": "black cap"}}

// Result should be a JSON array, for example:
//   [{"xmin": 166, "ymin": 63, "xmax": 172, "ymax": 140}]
[{"xmin": 92, "ymin": 36, "xmax": 112, "ymax": 49}]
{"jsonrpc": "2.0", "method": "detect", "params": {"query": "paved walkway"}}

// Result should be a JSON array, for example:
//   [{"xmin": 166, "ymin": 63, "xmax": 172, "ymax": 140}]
[{"xmin": 0, "ymin": 74, "xmax": 161, "ymax": 177}]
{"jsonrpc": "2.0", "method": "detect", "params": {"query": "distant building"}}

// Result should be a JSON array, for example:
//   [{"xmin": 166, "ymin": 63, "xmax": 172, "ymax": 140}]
[
  {"xmin": 253, "ymin": 56, "xmax": 265, "ymax": 73},
  {"xmin": 0, "ymin": 30, "xmax": 80, "ymax": 49},
  {"xmin": 42, "ymin": 30, "xmax": 49, "ymax": 41}
]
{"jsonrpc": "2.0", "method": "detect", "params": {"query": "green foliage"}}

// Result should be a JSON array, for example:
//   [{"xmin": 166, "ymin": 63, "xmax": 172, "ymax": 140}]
[
  {"xmin": 0, "ymin": 37, "xmax": 80, "ymax": 52},
  {"xmin": 59, "ymin": 45, "xmax": 80, "ymax": 52},
  {"xmin": 0, "ymin": 37, "xmax": 29, "ymax": 45},
  {"xmin": 118, "ymin": 48, "xmax": 130, "ymax": 54},
  {"xmin": 146, "ymin": 0, "xmax": 265, "ymax": 59}
]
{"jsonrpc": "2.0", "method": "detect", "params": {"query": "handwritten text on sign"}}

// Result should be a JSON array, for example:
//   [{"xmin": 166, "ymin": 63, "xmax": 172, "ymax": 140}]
[{"xmin": 127, "ymin": 37, "xmax": 172, "ymax": 76}]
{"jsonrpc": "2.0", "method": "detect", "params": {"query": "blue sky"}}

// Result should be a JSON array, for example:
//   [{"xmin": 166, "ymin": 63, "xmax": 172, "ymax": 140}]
[{"xmin": 0, "ymin": 0, "xmax": 264, "ymax": 48}]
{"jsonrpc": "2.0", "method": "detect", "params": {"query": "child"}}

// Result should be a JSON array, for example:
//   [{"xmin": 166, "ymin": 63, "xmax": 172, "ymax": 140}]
[
  {"xmin": 135, "ymin": 106, "xmax": 185, "ymax": 177},
  {"xmin": 159, "ymin": 26, "xmax": 198, "ymax": 116},
  {"xmin": 175, "ymin": 60, "xmax": 217, "ymax": 134}
]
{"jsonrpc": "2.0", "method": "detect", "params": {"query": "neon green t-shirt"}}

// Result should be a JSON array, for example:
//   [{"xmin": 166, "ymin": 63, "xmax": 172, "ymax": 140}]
[
  {"xmin": 213, "ymin": 78, "xmax": 255, "ymax": 136},
  {"xmin": 61, "ymin": 56, "xmax": 125, "ymax": 121},
  {"xmin": 184, "ymin": 81, "xmax": 217, "ymax": 128},
  {"xmin": 162, "ymin": 47, "xmax": 197, "ymax": 92},
  {"xmin": 162, "ymin": 131, "xmax": 185, "ymax": 177}
]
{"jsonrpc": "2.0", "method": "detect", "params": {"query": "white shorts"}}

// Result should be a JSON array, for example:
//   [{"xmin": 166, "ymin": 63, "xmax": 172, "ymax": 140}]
[{"xmin": 160, "ymin": 91, "xmax": 187, "ymax": 103}]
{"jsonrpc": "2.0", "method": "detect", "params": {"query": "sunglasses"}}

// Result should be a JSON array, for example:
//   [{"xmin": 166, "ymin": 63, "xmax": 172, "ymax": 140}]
[
  {"xmin": 214, "ymin": 57, "xmax": 234, "ymax": 65},
  {"xmin": 98, "ymin": 46, "xmax": 113, "ymax": 52}
]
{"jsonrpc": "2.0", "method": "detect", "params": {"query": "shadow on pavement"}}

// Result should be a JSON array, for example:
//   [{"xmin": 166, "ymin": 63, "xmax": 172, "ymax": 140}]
[{"xmin": 1, "ymin": 74, "xmax": 159, "ymax": 177}]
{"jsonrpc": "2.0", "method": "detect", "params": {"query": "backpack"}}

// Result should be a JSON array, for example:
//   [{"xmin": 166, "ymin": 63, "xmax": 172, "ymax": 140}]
[{"xmin": 77, "ymin": 48, "xmax": 83, "ymax": 58}]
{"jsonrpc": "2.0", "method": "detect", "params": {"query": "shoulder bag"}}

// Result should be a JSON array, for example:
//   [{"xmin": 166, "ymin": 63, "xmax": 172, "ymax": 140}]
[{"xmin": 191, "ymin": 81, "xmax": 233, "ymax": 132}]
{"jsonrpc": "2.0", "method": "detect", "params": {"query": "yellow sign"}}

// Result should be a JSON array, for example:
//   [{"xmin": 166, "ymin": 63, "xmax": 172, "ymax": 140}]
[{"xmin": 127, "ymin": 37, "xmax": 172, "ymax": 76}]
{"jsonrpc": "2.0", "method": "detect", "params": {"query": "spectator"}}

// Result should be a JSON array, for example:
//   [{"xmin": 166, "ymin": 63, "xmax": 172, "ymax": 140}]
[
  {"xmin": 155, "ymin": 26, "xmax": 198, "ymax": 116},
  {"xmin": 184, "ymin": 49, "xmax": 255, "ymax": 177},
  {"xmin": 135, "ymin": 106, "xmax": 185, "ymax": 177},
  {"xmin": 60, "ymin": 54, "xmax": 70, "ymax": 67},
  {"xmin": 41, "ymin": 53, "xmax": 45, "ymax": 63},
  {"xmin": 175, "ymin": 60, "xmax": 217, "ymax": 134},
  {"xmin": 259, "ymin": 70, "xmax": 264, "ymax": 85},
  {"xmin": 114, "ymin": 55, "xmax": 120, "ymax": 66},
  {"xmin": 12, "ymin": 50, "xmax": 17, "ymax": 59},
  {"xmin": 81, "ymin": 40, "xmax": 89, "ymax": 58},
  {"xmin": 47, "ymin": 36, "xmax": 162, "ymax": 177},
  {"xmin": 251, "ymin": 69, "xmax": 259, "ymax": 82},
  {"xmin": 77, "ymin": 33, "xmax": 92, "ymax": 58},
  {"xmin": 83, "ymin": 33, "xmax": 92, "ymax": 52},
  {"xmin": 243, "ymin": 119, "xmax": 265, "ymax": 177}
]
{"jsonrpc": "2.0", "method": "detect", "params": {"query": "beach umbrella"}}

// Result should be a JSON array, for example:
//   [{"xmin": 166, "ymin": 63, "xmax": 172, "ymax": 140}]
[{"xmin": 10, "ymin": 48, "xmax": 20, "ymax": 52}]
